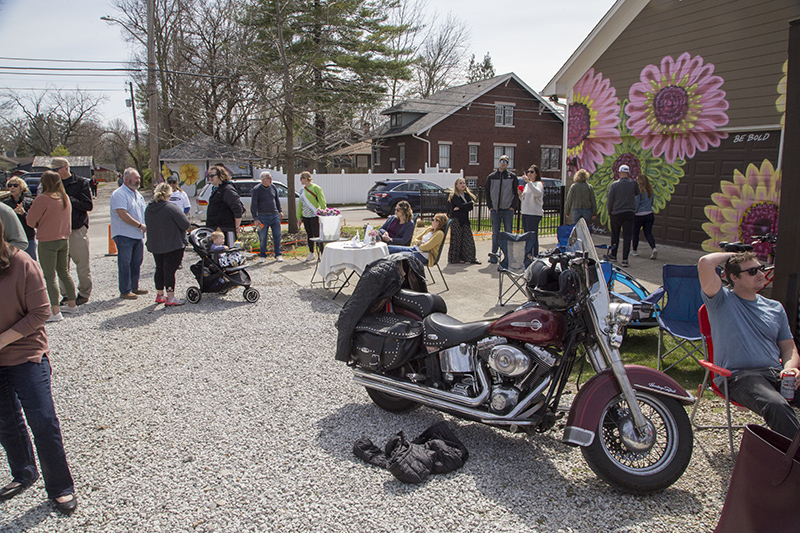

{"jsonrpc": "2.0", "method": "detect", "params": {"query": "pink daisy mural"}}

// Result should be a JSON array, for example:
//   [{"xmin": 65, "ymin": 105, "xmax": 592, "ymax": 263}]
[
  {"xmin": 567, "ymin": 68, "xmax": 621, "ymax": 173},
  {"xmin": 626, "ymin": 52, "xmax": 729, "ymax": 163}
]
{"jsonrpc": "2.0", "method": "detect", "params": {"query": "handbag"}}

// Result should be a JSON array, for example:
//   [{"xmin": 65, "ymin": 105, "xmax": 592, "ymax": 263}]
[{"xmin": 715, "ymin": 424, "xmax": 800, "ymax": 533}]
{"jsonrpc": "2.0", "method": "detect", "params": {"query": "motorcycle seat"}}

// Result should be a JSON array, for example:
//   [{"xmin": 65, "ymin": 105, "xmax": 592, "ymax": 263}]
[
  {"xmin": 422, "ymin": 313, "xmax": 492, "ymax": 349},
  {"xmin": 392, "ymin": 289, "xmax": 447, "ymax": 320}
]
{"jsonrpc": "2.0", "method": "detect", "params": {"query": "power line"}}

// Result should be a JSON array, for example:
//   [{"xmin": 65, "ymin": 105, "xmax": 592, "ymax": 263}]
[{"xmin": 0, "ymin": 57, "xmax": 129, "ymax": 65}]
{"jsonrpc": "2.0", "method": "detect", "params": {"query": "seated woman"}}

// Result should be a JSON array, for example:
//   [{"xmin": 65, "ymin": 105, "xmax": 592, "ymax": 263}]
[
  {"xmin": 379, "ymin": 200, "xmax": 414, "ymax": 245},
  {"xmin": 388, "ymin": 213, "xmax": 448, "ymax": 266}
]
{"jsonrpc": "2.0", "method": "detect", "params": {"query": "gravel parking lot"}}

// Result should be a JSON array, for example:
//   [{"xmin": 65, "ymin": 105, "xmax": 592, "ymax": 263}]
[
  {"xmin": 0, "ymin": 246, "xmax": 765, "ymax": 532},
  {"xmin": 0, "ymin": 185, "xmax": 764, "ymax": 532}
]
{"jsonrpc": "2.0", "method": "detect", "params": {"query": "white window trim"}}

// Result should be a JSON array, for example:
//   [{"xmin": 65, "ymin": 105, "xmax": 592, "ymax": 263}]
[
  {"xmin": 398, "ymin": 143, "xmax": 405, "ymax": 170},
  {"xmin": 438, "ymin": 142, "xmax": 452, "ymax": 170},
  {"xmin": 468, "ymin": 143, "xmax": 480, "ymax": 166},
  {"xmin": 494, "ymin": 102, "xmax": 515, "ymax": 128}
]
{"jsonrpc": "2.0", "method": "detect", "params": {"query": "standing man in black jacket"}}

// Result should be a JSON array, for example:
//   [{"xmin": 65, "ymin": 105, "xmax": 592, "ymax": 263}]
[
  {"xmin": 484, "ymin": 154, "xmax": 517, "ymax": 263},
  {"xmin": 606, "ymin": 164, "xmax": 638, "ymax": 268},
  {"xmin": 51, "ymin": 157, "xmax": 93, "ymax": 305}
]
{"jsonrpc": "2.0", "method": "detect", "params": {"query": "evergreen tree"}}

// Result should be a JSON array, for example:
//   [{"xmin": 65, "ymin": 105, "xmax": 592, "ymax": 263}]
[{"xmin": 467, "ymin": 52, "xmax": 495, "ymax": 83}]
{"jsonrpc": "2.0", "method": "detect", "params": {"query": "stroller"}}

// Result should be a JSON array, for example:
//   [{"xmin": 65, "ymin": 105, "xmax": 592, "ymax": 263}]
[{"xmin": 185, "ymin": 227, "xmax": 260, "ymax": 304}]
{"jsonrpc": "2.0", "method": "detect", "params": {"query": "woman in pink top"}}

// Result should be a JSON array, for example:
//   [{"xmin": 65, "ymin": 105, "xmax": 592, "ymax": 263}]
[
  {"xmin": 26, "ymin": 171, "xmax": 77, "ymax": 322},
  {"xmin": 0, "ymin": 217, "xmax": 77, "ymax": 514}
]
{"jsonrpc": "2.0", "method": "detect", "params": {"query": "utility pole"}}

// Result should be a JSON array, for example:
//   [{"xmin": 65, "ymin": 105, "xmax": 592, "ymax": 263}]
[
  {"xmin": 127, "ymin": 81, "xmax": 140, "ymax": 149},
  {"xmin": 147, "ymin": 0, "xmax": 159, "ymax": 185}
]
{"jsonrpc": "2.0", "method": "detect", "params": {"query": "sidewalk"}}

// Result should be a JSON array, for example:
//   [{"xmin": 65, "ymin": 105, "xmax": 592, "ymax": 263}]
[{"xmin": 270, "ymin": 232, "xmax": 705, "ymax": 323}]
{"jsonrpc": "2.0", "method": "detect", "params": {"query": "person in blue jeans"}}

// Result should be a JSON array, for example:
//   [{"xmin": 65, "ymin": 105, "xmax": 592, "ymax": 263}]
[
  {"xmin": 485, "ymin": 154, "xmax": 517, "ymax": 263},
  {"xmin": 251, "ymin": 171, "xmax": 283, "ymax": 263},
  {"xmin": 0, "ymin": 220, "xmax": 76, "ymax": 514},
  {"xmin": 109, "ymin": 168, "xmax": 148, "ymax": 299}
]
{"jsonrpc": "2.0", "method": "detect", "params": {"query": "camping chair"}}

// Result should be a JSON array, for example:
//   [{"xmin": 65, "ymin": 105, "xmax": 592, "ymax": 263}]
[
  {"xmin": 425, "ymin": 219, "xmax": 451, "ymax": 292},
  {"xmin": 493, "ymin": 231, "xmax": 537, "ymax": 306},
  {"xmin": 600, "ymin": 261, "xmax": 661, "ymax": 329},
  {"xmin": 690, "ymin": 304, "xmax": 746, "ymax": 457},
  {"xmin": 656, "ymin": 264, "xmax": 705, "ymax": 372},
  {"xmin": 556, "ymin": 224, "xmax": 575, "ymax": 252}
]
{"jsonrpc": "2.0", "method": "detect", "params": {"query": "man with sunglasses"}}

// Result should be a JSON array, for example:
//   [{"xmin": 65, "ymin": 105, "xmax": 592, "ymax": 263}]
[{"xmin": 698, "ymin": 250, "xmax": 800, "ymax": 438}]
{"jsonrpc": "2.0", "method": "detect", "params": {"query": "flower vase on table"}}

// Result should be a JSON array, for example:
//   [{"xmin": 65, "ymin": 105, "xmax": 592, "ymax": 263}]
[{"xmin": 317, "ymin": 207, "xmax": 343, "ymax": 241}]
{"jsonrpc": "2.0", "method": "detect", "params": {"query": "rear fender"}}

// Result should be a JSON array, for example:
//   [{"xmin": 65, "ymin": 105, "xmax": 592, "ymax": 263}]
[{"xmin": 562, "ymin": 364, "xmax": 694, "ymax": 447}]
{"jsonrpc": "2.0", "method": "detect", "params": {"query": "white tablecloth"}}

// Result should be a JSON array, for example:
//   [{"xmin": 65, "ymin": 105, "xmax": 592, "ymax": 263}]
[{"xmin": 318, "ymin": 241, "xmax": 389, "ymax": 288}]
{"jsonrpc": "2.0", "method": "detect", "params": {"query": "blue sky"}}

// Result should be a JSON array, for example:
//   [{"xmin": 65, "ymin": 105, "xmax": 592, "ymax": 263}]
[{"xmin": 0, "ymin": 0, "xmax": 617, "ymax": 127}]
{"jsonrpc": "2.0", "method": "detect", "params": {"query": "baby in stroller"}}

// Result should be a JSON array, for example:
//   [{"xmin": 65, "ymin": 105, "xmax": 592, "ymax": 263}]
[
  {"xmin": 185, "ymin": 227, "xmax": 260, "ymax": 303},
  {"xmin": 209, "ymin": 231, "xmax": 245, "ymax": 268}
]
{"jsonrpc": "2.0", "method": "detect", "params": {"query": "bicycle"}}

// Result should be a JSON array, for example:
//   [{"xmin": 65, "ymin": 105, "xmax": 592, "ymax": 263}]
[{"xmin": 719, "ymin": 233, "xmax": 777, "ymax": 292}]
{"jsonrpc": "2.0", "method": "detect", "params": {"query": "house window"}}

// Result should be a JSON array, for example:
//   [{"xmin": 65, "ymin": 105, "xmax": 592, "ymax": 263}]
[
  {"xmin": 390, "ymin": 114, "xmax": 401, "ymax": 127},
  {"xmin": 468, "ymin": 144, "xmax": 479, "ymax": 165},
  {"xmin": 541, "ymin": 146, "xmax": 561, "ymax": 171},
  {"xmin": 438, "ymin": 143, "xmax": 451, "ymax": 169},
  {"xmin": 493, "ymin": 146, "xmax": 515, "ymax": 168},
  {"xmin": 372, "ymin": 146, "xmax": 381, "ymax": 167},
  {"xmin": 495, "ymin": 104, "xmax": 514, "ymax": 126},
  {"xmin": 398, "ymin": 144, "xmax": 405, "ymax": 170}
]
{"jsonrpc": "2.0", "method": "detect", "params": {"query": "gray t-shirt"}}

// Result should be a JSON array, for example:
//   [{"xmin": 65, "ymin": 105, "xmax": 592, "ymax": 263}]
[{"xmin": 701, "ymin": 287, "xmax": 792, "ymax": 373}]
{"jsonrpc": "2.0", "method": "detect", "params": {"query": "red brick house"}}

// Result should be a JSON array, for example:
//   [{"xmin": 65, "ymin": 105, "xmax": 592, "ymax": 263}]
[{"xmin": 369, "ymin": 73, "xmax": 564, "ymax": 186}]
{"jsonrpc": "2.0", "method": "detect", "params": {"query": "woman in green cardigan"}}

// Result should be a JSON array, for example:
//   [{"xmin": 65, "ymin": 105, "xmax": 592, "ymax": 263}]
[{"xmin": 298, "ymin": 171, "xmax": 327, "ymax": 260}]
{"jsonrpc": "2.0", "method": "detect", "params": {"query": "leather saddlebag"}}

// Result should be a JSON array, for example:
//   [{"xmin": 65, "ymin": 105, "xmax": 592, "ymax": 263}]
[{"xmin": 351, "ymin": 313, "xmax": 422, "ymax": 371}]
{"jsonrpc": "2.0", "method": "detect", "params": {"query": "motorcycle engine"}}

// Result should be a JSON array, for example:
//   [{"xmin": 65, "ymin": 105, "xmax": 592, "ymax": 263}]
[{"xmin": 487, "ymin": 345, "xmax": 531, "ymax": 377}]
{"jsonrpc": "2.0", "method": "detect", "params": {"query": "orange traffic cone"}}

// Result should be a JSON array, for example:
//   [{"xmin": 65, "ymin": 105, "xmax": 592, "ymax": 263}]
[{"xmin": 107, "ymin": 225, "xmax": 117, "ymax": 256}]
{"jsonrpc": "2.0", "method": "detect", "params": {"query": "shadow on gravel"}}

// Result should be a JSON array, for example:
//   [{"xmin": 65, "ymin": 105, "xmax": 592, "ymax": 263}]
[
  {"xmin": 294, "ymin": 288, "xmax": 346, "ymax": 315},
  {"xmin": 0, "ymin": 501, "xmax": 51, "ymax": 530}
]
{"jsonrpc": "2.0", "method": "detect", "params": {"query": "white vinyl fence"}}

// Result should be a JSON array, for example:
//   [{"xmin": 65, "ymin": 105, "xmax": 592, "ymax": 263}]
[{"xmin": 253, "ymin": 168, "xmax": 464, "ymax": 205}]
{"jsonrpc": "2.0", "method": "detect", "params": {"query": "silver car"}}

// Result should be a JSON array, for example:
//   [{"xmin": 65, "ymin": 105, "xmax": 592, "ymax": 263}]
[{"xmin": 194, "ymin": 178, "xmax": 297, "ymax": 223}]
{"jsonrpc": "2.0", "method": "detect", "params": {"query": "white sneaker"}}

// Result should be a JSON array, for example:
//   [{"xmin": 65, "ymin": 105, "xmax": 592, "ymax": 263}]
[
  {"xmin": 276, "ymin": 256, "xmax": 284, "ymax": 262},
  {"xmin": 46, "ymin": 312, "xmax": 63, "ymax": 323},
  {"xmin": 306, "ymin": 252, "xmax": 315, "ymax": 261},
  {"xmin": 60, "ymin": 305, "xmax": 78, "ymax": 315},
  {"xmin": 256, "ymin": 257, "xmax": 267, "ymax": 264},
  {"xmin": 630, "ymin": 251, "xmax": 639, "ymax": 256},
  {"xmin": 650, "ymin": 249, "xmax": 658, "ymax": 260}
]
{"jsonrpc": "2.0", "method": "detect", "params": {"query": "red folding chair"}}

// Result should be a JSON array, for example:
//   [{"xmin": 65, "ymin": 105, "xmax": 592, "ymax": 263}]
[{"xmin": 690, "ymin": 304, "xmax": 747, "ymax": 457}]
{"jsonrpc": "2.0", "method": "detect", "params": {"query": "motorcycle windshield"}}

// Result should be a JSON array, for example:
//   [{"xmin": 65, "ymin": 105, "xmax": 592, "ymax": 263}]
[{"xmin": 566, "ymin": 219, "xmax": 610, "ymax": 310}]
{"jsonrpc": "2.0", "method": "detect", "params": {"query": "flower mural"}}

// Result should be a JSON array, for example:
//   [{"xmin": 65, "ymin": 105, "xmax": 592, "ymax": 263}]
[
  {"xmin": 161, "ymin": 164, "xmax": 176, "ymax": 181},
  {"xmin": 626, "ymin": 52, "xmax": 729, "ymax": 164},
  {"xmin": 702, "ymin": 160, "xmax": 781, "ymax": 260},
  {"xmin": 567, "ymin": 68, "xmax": 621, "ymax": 173},
  {"xmin": 180, "ymin": 163, "xmax": 200, "ymax": 186},
  {"xmin": 590, "ymin": 104, "xmax": 685, "ymax": 226},
  {"xmin": 776, "ymin": 60, "xmax": 787, "ymax": 127}
]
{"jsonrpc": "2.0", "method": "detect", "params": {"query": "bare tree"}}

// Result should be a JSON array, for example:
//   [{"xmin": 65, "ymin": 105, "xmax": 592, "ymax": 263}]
[
  {"xmin": 0, "ymin": 88, "xmax": 106, "ymax": 155},
  {"xmin": 412, "ymin": 12, "xmax": 470, "ymax": 99}
]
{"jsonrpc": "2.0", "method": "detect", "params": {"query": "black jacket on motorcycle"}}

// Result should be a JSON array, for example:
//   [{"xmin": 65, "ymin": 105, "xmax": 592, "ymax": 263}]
[{"xmin": 335, "ymin": 254, "xmax": 427, "ymax": 362}]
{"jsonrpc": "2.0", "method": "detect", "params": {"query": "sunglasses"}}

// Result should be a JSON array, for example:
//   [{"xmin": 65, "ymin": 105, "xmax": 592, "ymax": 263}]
[
  {"xmin": 6, "ymin": 184, "xmax": 18, "ymax": 188},
  {"xmin": 208, "ymin": 173, "xmax": 218, "ymax": 178},
  {"xmin": 741, "ymin": 265, "xmax": 766, "ymax": 276}
]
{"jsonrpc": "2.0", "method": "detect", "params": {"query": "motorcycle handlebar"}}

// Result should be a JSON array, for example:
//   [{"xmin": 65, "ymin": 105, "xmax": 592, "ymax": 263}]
[{"xmin": 720, "ymin": 241, "xmax": 753, "ymax": 253}]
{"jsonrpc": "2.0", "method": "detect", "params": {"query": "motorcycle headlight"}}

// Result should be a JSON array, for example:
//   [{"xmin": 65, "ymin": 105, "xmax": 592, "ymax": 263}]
[{"xmin": 607, "ymin": 303, "xmax": 633, "ymax": 326}]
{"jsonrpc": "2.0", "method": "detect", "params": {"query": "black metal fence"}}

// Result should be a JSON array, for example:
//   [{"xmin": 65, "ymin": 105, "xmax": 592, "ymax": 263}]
[{"xmin": 420, "ymin": 186, "xmax": 565, "ymax": 235}]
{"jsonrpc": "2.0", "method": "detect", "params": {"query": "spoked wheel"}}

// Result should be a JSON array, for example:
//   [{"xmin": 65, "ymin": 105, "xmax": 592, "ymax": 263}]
[
  {"xmin": 186, "ymin": 286, "xmax": 202, "ymax": 304},
  {"xmin": 366, "ymin": 387, "xmax": 419, "ymax": 413},
  {"xmin": 581, "ymin": 391, "xmax": 693, "ymax": 493},
  {"xmin": 243, "ymin": 287, "xmax": 260, "ymax": 303}
]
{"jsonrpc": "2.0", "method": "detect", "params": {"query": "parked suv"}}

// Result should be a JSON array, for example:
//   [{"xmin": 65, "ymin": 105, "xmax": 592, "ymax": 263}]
[
  {"xmin": 194, "ymin": 177, "xmax": 297, "ymax": 223},
  {"xmin": 366, "ymin": 179, "xmax": 447, "ymax": 217},
  {"xmin": 19, "ymin": 172, "xmax": 44, "ymax": 197}
]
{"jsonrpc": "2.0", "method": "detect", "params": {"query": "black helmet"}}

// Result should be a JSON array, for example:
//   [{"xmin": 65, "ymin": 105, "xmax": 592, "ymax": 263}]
[{"xmin": 526, "ymin": 259, "xmax": 581, "ymax": 310}]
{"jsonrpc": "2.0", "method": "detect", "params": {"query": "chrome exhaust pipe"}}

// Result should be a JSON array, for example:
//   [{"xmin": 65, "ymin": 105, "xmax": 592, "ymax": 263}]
[
  {"xmin": 353, "ymin": 366, "xmax": 491, "ymax": 407},
  {"xmin": 353, "ymin": 370, "xmax": 551, "ymax": 423}
]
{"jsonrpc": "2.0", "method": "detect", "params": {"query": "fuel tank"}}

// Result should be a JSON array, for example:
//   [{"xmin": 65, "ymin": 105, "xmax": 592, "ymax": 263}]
[{"xmin": 488, "ymin": 305, "xmax": 565, "ymax": 346}]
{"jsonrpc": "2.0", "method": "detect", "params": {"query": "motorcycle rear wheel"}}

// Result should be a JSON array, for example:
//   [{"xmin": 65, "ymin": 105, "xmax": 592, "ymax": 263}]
[
  {"xmin": 581, "ymin": 391, "xmax": 693, "ymax": 494},
  {"xmin": 365, "ymin": 387, "xmax": 420, "ymax": 413}
]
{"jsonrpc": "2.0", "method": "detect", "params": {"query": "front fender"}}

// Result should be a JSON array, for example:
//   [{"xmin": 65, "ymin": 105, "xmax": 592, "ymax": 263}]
[{"xmin": 562, "ymin": 364, "xmax": 695, "ymax": 447}]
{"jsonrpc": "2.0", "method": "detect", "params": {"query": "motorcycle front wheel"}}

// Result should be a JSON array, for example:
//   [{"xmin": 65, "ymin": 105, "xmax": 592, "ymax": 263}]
[
  {"xmin": 365, "ymin": 387, "xmax": 420, "ymax": 413},
  {"xmin": 581, "ymin": 391, "xmax": 693, "ymax": 494}
]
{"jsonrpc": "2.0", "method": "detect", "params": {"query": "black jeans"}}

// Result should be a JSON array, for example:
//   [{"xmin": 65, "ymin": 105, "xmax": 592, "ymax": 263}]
[
  {"xmin": 0, "ymin": 356, "xmax": 74, "ymax": 499},
  {"xmin": 609, "ymin": 212, "xmax": 635, "ymax": 260},
  {"xmin": 153, "ymin": 248, "xmax": 185, "ymax": 291},
  {"xmin": 633, "ymin": 213, "xmax": 656, "ymax": 251},
  {"xmin": 302, "ymin": 217, "xmax": 322, "ymax": 253},
  {"xmin": 728, "ymin": 368, "xmax": 800, "ymax": 439}
]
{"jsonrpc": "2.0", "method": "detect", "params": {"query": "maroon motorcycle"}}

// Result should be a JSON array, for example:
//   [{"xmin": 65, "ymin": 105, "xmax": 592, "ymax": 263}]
[{"xmin": 338, "ymin": 220, "xmax": 694, "ymax": 493}]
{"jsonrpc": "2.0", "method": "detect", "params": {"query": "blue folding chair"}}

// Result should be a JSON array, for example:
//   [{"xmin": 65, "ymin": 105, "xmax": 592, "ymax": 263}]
[
  {"xmin": 600, "ymin": 261, "xmax": 661, "ymax": 329},
  {"xmin": 655, "ymin": 264, "xmax": 705, "ymax": 372},
  {"xmin": 556, "ymin": 224, "xmax": 575, "ymax": 252},
  {"xmin": 493, "ymin": 231, "xmax": 537, "ymax": 306}
]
